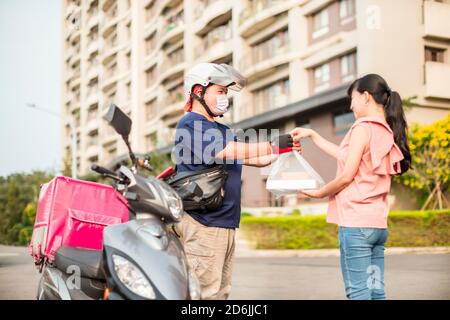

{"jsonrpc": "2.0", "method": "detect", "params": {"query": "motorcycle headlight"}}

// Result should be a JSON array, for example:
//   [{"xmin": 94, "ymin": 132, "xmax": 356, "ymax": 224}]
[
  {"xmin": 158, "ymin": 181, "xmax": 184, "ymax": 221},
  {"xmin": 188, "ymin": 269, "xmax": 201, "ymax": 300},
  {"xmin": 112, "ymin": 254, "xmax": 155, "ymax": 299}
]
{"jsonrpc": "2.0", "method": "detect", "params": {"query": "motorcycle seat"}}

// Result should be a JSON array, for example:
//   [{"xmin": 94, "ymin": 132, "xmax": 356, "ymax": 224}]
[{"xmin": 54, "ymin": 246, "xmax": 105, "ymax": 281}]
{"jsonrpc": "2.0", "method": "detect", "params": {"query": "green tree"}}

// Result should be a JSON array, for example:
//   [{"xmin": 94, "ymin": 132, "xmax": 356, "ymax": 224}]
[
  {"xmin": 0, "ymin": 171, "xmax": 54, "ymax": 245},
  {"xmin": 396, "ymin": 115, "xmax": 450, "ymax": 210}
]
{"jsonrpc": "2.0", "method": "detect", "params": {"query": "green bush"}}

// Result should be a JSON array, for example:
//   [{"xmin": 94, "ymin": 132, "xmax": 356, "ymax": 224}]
[{"xmin": 240, "ymin": 210, "xmax": 450, "ymax": 249}]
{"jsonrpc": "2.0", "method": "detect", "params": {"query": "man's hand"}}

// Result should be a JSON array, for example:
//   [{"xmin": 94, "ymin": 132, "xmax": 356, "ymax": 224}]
[{"xmin": 271, "ymin": 134, "xmax": 302, "ymax": 154}]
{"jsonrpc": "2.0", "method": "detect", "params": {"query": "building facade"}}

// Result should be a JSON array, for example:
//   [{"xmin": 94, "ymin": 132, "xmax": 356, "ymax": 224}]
[{"xmin": 61, "ymin": 0, "xmax": 450, "ymax": 208}]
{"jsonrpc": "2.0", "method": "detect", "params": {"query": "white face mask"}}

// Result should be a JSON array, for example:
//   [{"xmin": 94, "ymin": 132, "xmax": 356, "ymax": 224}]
[{"xmin": 212, "ymin": 94, "xmax": 229, "ymax": 115}]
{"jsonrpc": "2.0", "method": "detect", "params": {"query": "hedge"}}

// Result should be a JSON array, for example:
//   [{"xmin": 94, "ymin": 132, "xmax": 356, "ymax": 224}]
[{"xmin": 240, "ymin": 210, "xmax": 450, "ymax": 249}]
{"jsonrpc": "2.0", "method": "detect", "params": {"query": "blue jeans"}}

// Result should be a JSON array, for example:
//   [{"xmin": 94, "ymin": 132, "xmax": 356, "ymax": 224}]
[{"xmin": 338, "ymin": 226, "xmax": 388, "ymax": 300}]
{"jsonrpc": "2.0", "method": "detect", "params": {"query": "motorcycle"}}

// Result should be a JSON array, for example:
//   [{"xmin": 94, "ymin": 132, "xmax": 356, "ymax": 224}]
[{"xmin": 36, "ymin": 104, "xmax": 200, "ymax": 300}]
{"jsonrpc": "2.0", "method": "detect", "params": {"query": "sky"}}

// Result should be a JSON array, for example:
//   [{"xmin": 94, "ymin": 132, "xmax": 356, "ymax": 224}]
[{"xmin": 0, "ymin": 0, "xmax": 62, "ymax": 177}]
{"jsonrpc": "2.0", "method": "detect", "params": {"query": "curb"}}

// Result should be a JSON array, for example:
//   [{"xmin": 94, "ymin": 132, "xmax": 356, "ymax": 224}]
[{"xmin": 235, "ymin": 246, "xmax": 450, "ymax": 258}]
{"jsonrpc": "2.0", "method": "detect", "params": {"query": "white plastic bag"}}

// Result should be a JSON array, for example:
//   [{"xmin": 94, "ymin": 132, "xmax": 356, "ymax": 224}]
[{"xmin": 266, "ymin": 152, "xmax": 325, "ymax": 198}]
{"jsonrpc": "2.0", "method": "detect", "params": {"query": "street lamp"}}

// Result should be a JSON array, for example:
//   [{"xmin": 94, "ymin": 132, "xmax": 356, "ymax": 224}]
[{"xmin": 26, "ymin": 103, "xmax": 77, "ymax": 178}]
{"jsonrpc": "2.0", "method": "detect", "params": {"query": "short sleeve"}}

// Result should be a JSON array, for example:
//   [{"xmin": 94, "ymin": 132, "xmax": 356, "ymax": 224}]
[
  {"xmin": 175, "ymin": 118, "xmax": 226, "ymax": 165},
  {"xmin": 367, "ymin": 123, "xmax": 404, "ymax": 175}
]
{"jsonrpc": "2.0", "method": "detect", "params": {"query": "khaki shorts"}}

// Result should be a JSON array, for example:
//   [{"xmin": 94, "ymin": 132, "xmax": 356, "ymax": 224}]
[{"xmin": 178, "ymin": 214, "xmax": 236, "ymax": 300}]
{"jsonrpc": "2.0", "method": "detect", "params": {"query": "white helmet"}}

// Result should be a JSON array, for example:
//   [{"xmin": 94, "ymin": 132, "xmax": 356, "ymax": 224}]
[{"xmin": 183, "ymin": 63, "xmax": 247, "ymax": 114}]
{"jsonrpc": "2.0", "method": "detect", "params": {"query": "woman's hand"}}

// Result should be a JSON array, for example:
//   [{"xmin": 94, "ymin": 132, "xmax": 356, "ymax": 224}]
[
  {"xmin": 299, "ymin": 188, "xmax": 325, "ymax": 199},
  {"xmin": 290, "ymin": 127, "xmax": 315, "ymax": 142},
  {"xmin": 290, "ymin": 127, "xmax": 340, "ymax": 159}
]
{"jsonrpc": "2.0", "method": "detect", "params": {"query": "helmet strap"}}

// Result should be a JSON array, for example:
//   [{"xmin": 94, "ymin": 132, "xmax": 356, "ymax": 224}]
[{"xmin": 190, "ymin": 84, "xmax": 223, "ymax": 118}]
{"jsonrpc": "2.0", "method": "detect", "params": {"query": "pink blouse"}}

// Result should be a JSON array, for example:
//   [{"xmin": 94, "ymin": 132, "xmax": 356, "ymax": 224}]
[{"xmin": 327, "ymin": 116, "xmax": 404, "ymax": 228}]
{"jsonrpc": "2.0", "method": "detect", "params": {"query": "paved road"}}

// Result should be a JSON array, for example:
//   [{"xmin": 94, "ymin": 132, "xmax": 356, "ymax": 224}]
[{"xmin": 1, "ymin": 245, "xmax": 449, "ymax": 300}]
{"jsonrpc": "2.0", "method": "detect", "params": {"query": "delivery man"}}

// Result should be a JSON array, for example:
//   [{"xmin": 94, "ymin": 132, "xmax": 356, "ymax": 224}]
[{"xmin": 174, "ymin": 63, "xmax": 300, "ymax": 299}]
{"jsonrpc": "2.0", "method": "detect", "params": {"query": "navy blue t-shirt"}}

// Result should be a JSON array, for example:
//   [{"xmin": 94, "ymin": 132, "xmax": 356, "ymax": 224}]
[{"xmin": 174, "ymin": 112, "xmax": 242, "ymax": 228}]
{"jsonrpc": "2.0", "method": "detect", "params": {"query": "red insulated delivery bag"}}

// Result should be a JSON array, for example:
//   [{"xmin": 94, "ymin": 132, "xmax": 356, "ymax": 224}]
[{"xmin": 29, "ymin": 176, "xmax": 129, "ymax": 266}]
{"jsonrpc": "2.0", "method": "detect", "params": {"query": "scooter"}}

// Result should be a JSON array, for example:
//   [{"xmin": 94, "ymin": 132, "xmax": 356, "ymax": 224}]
[{"xmin": 36, "ymin": 104, "xmax": 201, "ymax": 300}]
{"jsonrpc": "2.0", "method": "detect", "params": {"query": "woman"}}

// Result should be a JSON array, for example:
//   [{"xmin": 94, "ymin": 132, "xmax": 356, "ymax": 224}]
[{"xmin": 290, "ymin": 74, "xmax": 411, "ymax": 300}]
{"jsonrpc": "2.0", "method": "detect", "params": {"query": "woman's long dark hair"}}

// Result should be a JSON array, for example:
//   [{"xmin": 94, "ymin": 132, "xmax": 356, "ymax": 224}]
[{"xmin": 347, "ymin": 74, "xmax": 411, "ymax": 174}]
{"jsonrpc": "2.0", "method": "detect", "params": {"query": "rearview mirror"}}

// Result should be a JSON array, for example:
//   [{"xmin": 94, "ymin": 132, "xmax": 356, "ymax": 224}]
[{"xmin": 103, "ymin": 104, "xmax": 131, "ymax": 137}]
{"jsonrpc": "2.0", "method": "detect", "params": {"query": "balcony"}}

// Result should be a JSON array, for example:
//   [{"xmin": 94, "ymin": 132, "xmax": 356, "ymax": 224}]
[
  {"xmin": 71, "ymin": 72, "xmax": 81, "ymax": 88},
  {"xmin": 156, "ymin": 127, "xmax": 176, "ymax": 149},
  {"xmin": 86, "ymin": 86, "xmax": 100, "ymax": 105},
  {"xmin": 142, "ymin": 0, "xmax": 160, "ymax": 24},
  {"xmin": 423, "ymin": 1, "xmax": 450, "ymax": 40},
  {"xmin": 87, "ymin": 38, "xmax": 100, "ymax": 55},
  {"xmin": 86, "ymin": 115, "xmax": 100, "ymax": 133},
  {"xmin": 101, "ymin": 127, "xmax": 118, "ymax": 145},
  {"xmin": 160, "ymin": 88, "xmax": 184, "ymax": 119},
  {"xmin": 193, "ymin": 0, "xmax": 232, "ymax": 36},
  {"xmin": 86, "ymin": 142, "xmax": 99, "ymax": 159},
  {"xmin": 159, "ymin": 50, "xmax": 185, "ymax": 82},
  {"xmin": 195, "ymin": 21, "xmax": 232, "ymax": 62},
  {"xmin": 101, "ymin": 34, "xmax": 120, "ymax": 63},
  {"xmin": 239, "ymin": 42, "xmax": 291, "ymax": 78},
  {"xmin": 87, "ymin": 11, "xmax": 100, "ymax": 29},
  {"xmin": 100, "ymin": 5, "xmax": 120, "ymax": 36},
  {"xmin": 68, "ymin": 27, "xmax": 81, "ymax": 44},
  {"xmin": 65, "ymin": 3, "xmax": 79, "ymax": 19},
  {"xmin": 159, "ymin": 14, "xmax": 184, "ymax": 48},
  {"xmin": 238, "ymin": 0, "xmax": 290, "ymax": 38},
  {"xmin": 144, "ymin": 15, "xmax": 161, "ymax": 40},
  {"xmin": 102, "ymin": 71, "xmax": 121, "ymax": 92},
  {"xmin": 424, "ymin": 61, "xmax": 450, "ymax": 99}
]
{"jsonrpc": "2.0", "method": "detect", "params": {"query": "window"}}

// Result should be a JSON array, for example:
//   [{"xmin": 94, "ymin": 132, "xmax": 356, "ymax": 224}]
[
  {"xmin": 252, "ymin": 29, "xmax": 289, "ymax": 63},
  {"xmin": 145, "ymin": 2, "xmax": 155, "ymax": 23},
  {"xmin": 106, "ymin": 62, "xmax": 117, "ymax": 78},
  {"xmin": 145, "ymin": 33, "xmax": 157, "ymax": 55},
  {"xmin": 145, "ymin": 99, "xmax": 157, "ymax": 121},
  {"xmin": 145, "ymin": 132, "xmax": 158, "ymax": 150},
  {"xmin": 341, "ymin": 52, "xmax": 357, "ymax": 82},
  {"xmin": 145, "ymin": 66, "xmax": 157, "ymax": 88},
  {"xmin": 167, "ymin": 84, "xmax": 184, "ymax": 105},
  {"xmin": 126, "ymin": 82, "xmax": 132, "ymax": 101},
  {"xmin": 333, "ymin": 111, "xmax": 355, "ymax": 136},
  {"xmin": 105, "ymin": 142, "xmax": 117, "ymax": 163},
  {"xmin": 425, "ymin": 47, "xmax": 445, "ymax": 63},
  {"xmin": 168, "ymin": 47, "xmax": 184, "ymax": 66},
  {"xmin": 164, "ymin": 9, "xmax": 184, "ymax": 33},
  {"xmin": 254, "ymin": 78, "xmax": 290, "ymax": 114},
  {"xmin": 340, "ymin": 0, "xmax": 356, "ymax": 24},
  {"xmin": 313, "ymin": 63, "xmax": 330, "ymax": 93},
  {"xmin": 312, "ymin": 8, "xmax": 329, "ymax": 39},
  {"xmin": 126, "ymin": 22, "xmax": 132, "ymax": 42},
  {"xmin": 201, "ymin": 20, "xmax": 232, "ymax": 53},
  {"xmin": 107, "ymin": 90, "xmax": 116, "ymax": 105},
  {"xmin": 88, "ymin": 26, "xmax": 98, "ymax": 42},
  {"xmin": 87, "ymin": 104, "xmax": 98, "ymax": 122},
  {"xmin": 126, "ymin": 52, "xmax": 132, "ymax": 70}
]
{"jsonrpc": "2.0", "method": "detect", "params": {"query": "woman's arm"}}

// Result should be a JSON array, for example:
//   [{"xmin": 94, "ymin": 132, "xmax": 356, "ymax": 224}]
[
  {"xmin": 215, "ymin": 135, "xmax": 301, "ymax": 161},
  {"xmin": 300, "ymin": 126, "xmax": 368, "ymax": 198},
  {"xmin": 290, "ymin": 128, "xmax": 340, "ymax": 159}
]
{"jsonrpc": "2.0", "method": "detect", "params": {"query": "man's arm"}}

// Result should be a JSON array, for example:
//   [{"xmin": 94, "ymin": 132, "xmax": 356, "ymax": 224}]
[
  {"xmin": 215, "ymin": 134, "xmax": 300, "ymax": 161},
  {"xmin": 215, "ymin": 141, "xmax": 273, "ymax": 161},
  {"xmin": 243, "ymin": 154, "xmax": 279, "ymax": 167}
]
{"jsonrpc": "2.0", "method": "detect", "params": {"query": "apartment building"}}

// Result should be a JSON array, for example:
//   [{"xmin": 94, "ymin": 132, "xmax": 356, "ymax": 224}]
[{"xmin": 61, "ymin": 0, "xmax": 450, "ymax": 208}]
